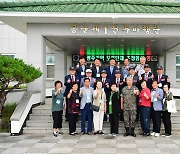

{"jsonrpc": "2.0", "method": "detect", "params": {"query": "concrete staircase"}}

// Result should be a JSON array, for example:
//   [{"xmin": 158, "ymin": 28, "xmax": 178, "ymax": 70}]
[{"xmin": 23, "ymin": 98, "xmax": 180, "ymax": 135}]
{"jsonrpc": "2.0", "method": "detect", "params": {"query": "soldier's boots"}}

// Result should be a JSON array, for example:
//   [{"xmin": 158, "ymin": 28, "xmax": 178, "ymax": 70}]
[
  {"xmin": 131, "ymin": 127, "xmax": 136, "ymax": 137},
  {"xmin": 124, "ymin": 127, "xmax": 130, "ymax": 137}
]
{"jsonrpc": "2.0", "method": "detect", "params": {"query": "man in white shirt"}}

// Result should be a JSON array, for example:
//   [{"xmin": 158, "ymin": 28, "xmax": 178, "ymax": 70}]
[
  {"xmin": 80, "ymin": 69, "xmax": 96, "ymax": 88},
  {"xmin": 135, "ymin": 56, "xmax": 146, "ymax": 77}
]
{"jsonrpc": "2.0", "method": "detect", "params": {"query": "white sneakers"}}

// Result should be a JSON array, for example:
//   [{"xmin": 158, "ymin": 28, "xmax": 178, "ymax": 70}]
[
  {"xmin": 150, "ymin": 132, "xmax": 155, "ymax": 136},
  {"xmin": 155, "ymin": 133, "xmax": 160, "ymax": 137},
  {"xmin": 151, "ymin": 132, "xmax": 160, "ymax": 137}
]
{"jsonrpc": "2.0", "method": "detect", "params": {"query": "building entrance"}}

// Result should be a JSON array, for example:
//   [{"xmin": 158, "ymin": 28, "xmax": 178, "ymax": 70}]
[{"xmin": 72, "ymin": 41, "xmax": 159, "ymax": 74}]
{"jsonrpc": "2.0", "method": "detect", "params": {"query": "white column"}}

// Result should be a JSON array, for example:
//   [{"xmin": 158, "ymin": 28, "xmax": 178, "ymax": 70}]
[
  {"xmin": 54, "ymin": 50, "xmax": 66, "ymax": 85},
  {"xmin": 166, "ymin": 50, "xmax": 177, "ymax": 87},
  {"xmin": 66, "ymin": 54, "xmax": 72, "ymax": 74},
  {"xmin": 26, "ymin": 24, "xmax": 46, "ymax": 103}
]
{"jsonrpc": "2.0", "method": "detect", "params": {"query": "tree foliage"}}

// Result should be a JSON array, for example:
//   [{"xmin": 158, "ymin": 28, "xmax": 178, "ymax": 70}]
[{"xmin": 0, "ymin": 55, "xmax": 42, "ymax": 115}]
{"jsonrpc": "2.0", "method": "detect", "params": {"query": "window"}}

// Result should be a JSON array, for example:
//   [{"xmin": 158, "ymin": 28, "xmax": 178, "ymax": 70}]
[
  {"xmin": 1, "ymin": 54, "xmax": 15, "ymax": 58},
  {"xmin": 46, "ymin": 54, "xmax": 55, "ymax": 79},
  {"xmin": 176, "ymin": 55, "xmax": 180, "ymax": 79}
]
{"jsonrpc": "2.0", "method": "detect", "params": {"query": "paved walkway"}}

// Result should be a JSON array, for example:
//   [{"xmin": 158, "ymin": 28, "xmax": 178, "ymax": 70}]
[{"xmin": 0, "ymin": 133, "xmax": 180, "ymax": 154}]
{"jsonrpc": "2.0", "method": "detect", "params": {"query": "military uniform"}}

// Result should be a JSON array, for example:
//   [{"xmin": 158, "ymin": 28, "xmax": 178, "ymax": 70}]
[{"xmin": 122, "ymin": 85, "xmax": 138, "ymax": 128}]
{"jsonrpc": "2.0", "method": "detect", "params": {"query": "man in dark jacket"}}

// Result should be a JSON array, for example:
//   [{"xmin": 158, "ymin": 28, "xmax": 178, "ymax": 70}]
[
  {"xmin": 76, "ymin": 56, "xmax": 88, "ymax": 80},
  {"xmin": 139, "ymin": 64, "xmax": 154, "ymax": 90},
  {"xmin": 105, "ymin": 58, "xmax": 118, "ymax": 82},
  {"xmin": 91, "ymin": 58, "xmax": 103, "ymax": 79},
  {"xmin": 154, "ymin": 65, "xmax": 170, "ymax": 89}
]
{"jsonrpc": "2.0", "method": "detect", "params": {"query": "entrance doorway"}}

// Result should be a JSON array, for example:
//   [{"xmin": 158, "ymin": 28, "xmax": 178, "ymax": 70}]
[{"xmin": 68, "ymin": 37, "xmax": 161, "ymax": 73}]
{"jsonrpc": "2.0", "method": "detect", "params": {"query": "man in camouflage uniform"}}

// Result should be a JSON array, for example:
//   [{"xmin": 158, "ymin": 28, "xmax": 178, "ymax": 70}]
[{"xmin": 121, "ymin": 77, "xmax": 139, "ymax": 137}]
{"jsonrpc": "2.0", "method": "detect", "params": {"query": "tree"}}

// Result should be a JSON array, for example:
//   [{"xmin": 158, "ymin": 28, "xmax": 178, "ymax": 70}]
[{"xmin": 0, "ymin": 55, "xmax": 42, "ymax": 116}]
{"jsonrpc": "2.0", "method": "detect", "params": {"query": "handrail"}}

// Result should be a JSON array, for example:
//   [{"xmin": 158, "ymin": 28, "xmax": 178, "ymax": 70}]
[{"xmin": 10, "ymin": 91, "xmax": 41, "ymax": 135}]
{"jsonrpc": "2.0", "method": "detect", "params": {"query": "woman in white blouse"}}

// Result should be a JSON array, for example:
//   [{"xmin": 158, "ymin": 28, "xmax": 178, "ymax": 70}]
[{"xmin": 93, "ymin": 80, "xmax": 106, "ymax": 135}]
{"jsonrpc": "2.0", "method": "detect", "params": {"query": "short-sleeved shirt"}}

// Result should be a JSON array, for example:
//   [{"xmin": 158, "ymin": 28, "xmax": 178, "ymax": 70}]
[
  {"xmin": 52, "ymin": 89, "xmax": 64, "ymax": 112},
  {"xmin": 121, "ymin": 86, "xmax": 138, "ymax": 110}
]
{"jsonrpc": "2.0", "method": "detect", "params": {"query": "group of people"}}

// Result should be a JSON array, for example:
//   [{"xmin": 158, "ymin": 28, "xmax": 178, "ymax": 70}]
[{"xmin": 51, "ymin": 56, "xmax": 173, "ymax": 138}]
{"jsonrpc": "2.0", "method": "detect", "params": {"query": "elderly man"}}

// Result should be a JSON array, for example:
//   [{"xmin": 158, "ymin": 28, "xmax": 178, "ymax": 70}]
[
  {"xmin": 135, "ymin": 56, "xmax": 146, "ymax": 77},
  {"xmin": 112, "ymin": 69, "xmax": 125, "ymax": 93},
  {"xmin": 139, "ymin": 64, "xmax": 154, "ymax": 90},
  {"xmin": 154, "ymin": 65, "xmax": 170, "ymax": 89},
  {"xmin": 80, "ymin": 69, "xmax": 96, "ymax": 88},
  {"xmin": 128, "ymin": 65, "xmax": 139, "ymax": 89},
  {"xmin": 80, "ymin": 78, "xmax": 94, "ymax": 135},
  {"xmin": 121, "ymin": 77, "xmax": 139, "ymax": 137}
]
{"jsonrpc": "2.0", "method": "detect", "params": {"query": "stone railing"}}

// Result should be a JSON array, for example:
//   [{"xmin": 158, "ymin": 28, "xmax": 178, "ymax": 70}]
[{"xmin": 10, "ymin": 91, "xmax": 41, "ymax": 135}]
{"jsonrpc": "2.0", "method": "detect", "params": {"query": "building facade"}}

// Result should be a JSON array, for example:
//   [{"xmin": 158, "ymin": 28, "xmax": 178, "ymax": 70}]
[{"xmin": 1, "ymin": 0, "xmax": 180, "ymax": 101}]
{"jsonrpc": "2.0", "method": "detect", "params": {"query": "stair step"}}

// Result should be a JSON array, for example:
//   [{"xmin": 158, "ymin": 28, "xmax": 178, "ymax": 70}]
[
  {"xmin": 26, "ymin": 120, "xmax": 180, "ymax": 127},
  {"xmin": 23, "ymin": 127, "xmax": 180, "ymax": 135},
  {"xmin": 28, "ymin": 114, "xmax": 180, "ymax": 121},
  {"xmin": 23, "ymin": 99, "xmax": 180, "ymax": 134}
]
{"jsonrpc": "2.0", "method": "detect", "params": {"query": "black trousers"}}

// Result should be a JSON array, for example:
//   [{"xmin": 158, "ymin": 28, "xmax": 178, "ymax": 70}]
[
  {"xmin": 52, "ymin": 111, "xmax": 63, "ymax": 129},
  {"xmin": 65, "ymin": 97, "xmax": 69, "ymax": 120},
  {"xmin": 152, "ymin": 108, "xmax": 162, "ymax": 133},
  {"xmin": 109, "ymin": 113, "xmax": 119, "ymax": 134},
  {"xmin": 135, "ymin": 97, "xmax": 140, "ymax": 122},
  {"xmin": 68, "ymin": 113, "xmax": 78, "ymax": 133},
  {"xmin": 120, "ymin": 109, "xmax": 124, "ymax": 121},
  {"xmin": 162, "ymin": 111, "xmax": 172, "ymax": 135}
]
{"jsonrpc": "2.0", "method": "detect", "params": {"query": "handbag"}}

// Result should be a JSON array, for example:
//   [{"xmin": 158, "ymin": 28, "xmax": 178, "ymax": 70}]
[
  {"xmin": 167, "ymin": 99, "xmax": 177, "ymax": 113},
  {"xmin": 90, "ymin": 91, "xmax": 103, "ymax": 112},
  {"xmin": 90, "ymin": 104, "xmax": 100, "ymax": 112}
]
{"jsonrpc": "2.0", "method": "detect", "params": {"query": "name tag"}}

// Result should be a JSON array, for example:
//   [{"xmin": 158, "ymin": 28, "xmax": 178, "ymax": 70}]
[
  {"xmin": 56, "ymin": 100, "xmax": 60, "ymax": 104},
  {"xmin": 117, "ymin": 87, "xmax": 119, "ymax": 91},
  {"xmin": 81, "ymin": 72, "xmax": 85, "ymax": 76},
  {"xmin": 109, "ymin": 101, "xmax": 112, "ymax": 105},
  {"xmin": 76, "ymin": 99, "xmax": 79, "ymax": 104},
  {"xmin": 96, "ymin": 73, "xmax": 100, "ymax": 77},
  {"xmin": 154, "ymin": 97, "xmax": 157, "ymax": 102},
  {"xmin": 139, "ymin": 99, "xmax": 142, "ymax": 103}
]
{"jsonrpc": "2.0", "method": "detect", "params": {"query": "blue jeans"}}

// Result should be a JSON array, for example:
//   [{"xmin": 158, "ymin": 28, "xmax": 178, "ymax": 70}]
[
  {"xmin": 140, "ymin": 106, "xmax": 151, "ymax": 133},
  {"xmin": 81, "ymin": 103, "xmax": 93, "ymax": 133}
]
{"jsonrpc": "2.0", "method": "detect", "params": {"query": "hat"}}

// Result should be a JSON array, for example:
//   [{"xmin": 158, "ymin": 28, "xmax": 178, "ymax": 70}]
[
  {"xmin": 69, "ymin": 66, "xmax": 76, "ymax": 71},
  {"xmin": 86, "ymin": 69, "xmax": 92, "ymax": 73},
  {"xmin": 157, "ymin": 65, "xmax": 163, "ymax": 70},
  {"xmin": 144, "ymin": 64, "xmax": 150, "ymax": 68},
  {"xmin": 101, "ymin": 70, "xmax": 107, "ymax": 74},
  {"xmin": 115, "ymin": 70, "xmax": 121, "ymax": 74}
]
